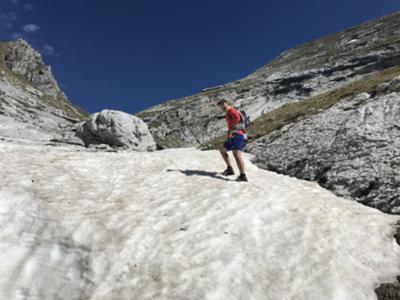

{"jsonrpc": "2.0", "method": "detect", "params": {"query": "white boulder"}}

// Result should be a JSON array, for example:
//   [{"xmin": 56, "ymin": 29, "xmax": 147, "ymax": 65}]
[{"xmin": 77, "ymin": 110, "xmax": 156, "ymax": 151}]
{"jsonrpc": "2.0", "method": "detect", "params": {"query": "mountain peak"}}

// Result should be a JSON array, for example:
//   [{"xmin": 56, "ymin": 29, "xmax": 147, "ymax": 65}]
[
  {"xmin": 4, "ymin": 38, "xmax": 61, "ymax": 97},
  {"xmin": 0, "ymin": 39, "xmax": 87, "ymax": 142}
]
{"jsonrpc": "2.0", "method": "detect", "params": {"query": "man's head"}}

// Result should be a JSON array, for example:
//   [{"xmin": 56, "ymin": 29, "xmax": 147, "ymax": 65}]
[{"xmin": 217, "ymin": 99, "xmax": 230, "ymax": 112}]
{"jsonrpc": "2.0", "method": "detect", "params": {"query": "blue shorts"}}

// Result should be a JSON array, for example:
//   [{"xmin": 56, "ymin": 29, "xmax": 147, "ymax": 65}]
[{"xmin": 224, "ymin": 133, "xmax": 245, "ymax": 151}]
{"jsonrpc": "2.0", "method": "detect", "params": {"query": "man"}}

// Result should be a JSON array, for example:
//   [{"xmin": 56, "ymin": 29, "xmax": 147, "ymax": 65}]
[{"xmin": 217, "ymin": 99, "xmax": 248, "ymax": 182}]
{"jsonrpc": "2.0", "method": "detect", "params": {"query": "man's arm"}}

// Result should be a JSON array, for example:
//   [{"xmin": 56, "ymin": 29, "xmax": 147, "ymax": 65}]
[
  {"xmin": 226, "ymin": 109, "xmax": 240, "ymax": 139},
  {"xmin": 226, "ymin": 109, "xmax": 239, "ymax": 139},
  {"xmin": 226, "ymin": 129, "xmax": 232, "ymax": 140}
]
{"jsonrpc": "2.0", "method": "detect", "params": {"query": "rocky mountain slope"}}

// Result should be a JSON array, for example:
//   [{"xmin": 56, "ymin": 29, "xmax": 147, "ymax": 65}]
[
  {"xmin": 136, "ymin": 12, "xmax": 400, "ymax": 214},
  {"xmin": 136, "ymin": 12, "xmax": 400, "ymax": 150},
  {"xmin": 0, "ymin": 14, "xmax": 399, "ymax": 300},
  {"xmin": 246, "ymin": 71, "xmax": 400, "ymax": 214},
  {"xmin": 0, "ymin": 39, "xmax": 87, "ymax": 143}
]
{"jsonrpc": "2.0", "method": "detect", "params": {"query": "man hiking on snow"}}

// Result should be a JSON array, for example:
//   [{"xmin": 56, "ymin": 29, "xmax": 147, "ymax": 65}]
[{"xmin": 217, "ymin": 99, "xmax": 248, "ymax": 182}]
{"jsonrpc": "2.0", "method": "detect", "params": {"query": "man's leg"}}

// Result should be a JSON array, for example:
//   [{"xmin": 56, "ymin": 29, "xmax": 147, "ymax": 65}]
[
  {"xmin": 220, "ymin": 146, "xmax": 232, "ymax": 167},
  {"xmin": 233, "ymin": 150, "xmax": 245, "ymax": 174}
]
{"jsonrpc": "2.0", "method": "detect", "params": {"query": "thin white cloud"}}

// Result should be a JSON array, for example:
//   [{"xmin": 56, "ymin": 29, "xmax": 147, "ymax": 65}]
[
  {"xmin": 43, "ymin": 44, "xmax": 55, "ymax": 55},
  {"xmin": 24, "ymin": 4, "xmax": 35, "ymax": 11},
  {"xmin": 23, "ymin": 23, "xmax": 40, "ymax": 33},
  {"xmin": 42, "ymin": 44, "xmax": 60, "ymax": 56}
]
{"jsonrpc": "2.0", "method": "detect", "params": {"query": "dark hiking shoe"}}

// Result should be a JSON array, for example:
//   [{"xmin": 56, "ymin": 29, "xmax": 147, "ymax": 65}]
[
  {"xmin": 222, "ymin": 166, "xmax": 235, "ymax": 176},
  {"xmin": 236, "ymin": 173, "xmax": 248, "ymax": 182}
]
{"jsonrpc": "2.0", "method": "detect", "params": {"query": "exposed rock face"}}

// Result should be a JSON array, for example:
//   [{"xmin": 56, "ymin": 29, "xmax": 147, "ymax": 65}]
[
  {"xmin": 0, "ymin": 39, "xmax": 87, "ymax": 142},
  {"xmin": 76, "ymin": 110, "xmax": 157, "ymax": 151},
  {"xmin": 245, "ymin": 77, "xmax": 400, "ymax": 213},
  {"xmin": 4, "ymin": 39, "xmax": 61, "ymax": 97},
  {"xmin": 136, "ymin": 12, "xmax": 400, "ymax": 149}
]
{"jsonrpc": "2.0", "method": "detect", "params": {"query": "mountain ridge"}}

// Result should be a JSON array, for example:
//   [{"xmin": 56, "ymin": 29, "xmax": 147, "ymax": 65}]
[
  {"xmin": 136, "ymin": 11, "xmax": 400, "ymax": 149},
  {"xmin": 0, "ymin": 38, "xmax": 87, "ymax": 142}
]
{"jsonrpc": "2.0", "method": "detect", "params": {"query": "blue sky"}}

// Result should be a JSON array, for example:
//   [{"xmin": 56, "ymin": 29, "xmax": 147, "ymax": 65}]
[{"xmin": 1, "ymin": 0, "xmax": 400, "ymax": 114}]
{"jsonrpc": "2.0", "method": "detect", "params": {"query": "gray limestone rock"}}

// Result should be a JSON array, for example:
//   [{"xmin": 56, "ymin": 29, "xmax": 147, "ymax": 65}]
[
  {"xmin": 0, "ymin": 39, "xmax": 87, "ymax": 143},
  {"xmin": 377, "ymin": 76, "xmax": 400, "ymax": 95},
  {"xmin": 245, "ymin": 90, "xmax": 400, "ymax": 213},
  {"xmin": 4, "ymin": 39, "xmax": 61, "ymax": 97},
  {"xmin": 76, "ymin": 110, "xmax": 156, "ymax": 151},
  {"xmin": 387, "ymin": 75, "xmax": 400, "ymax": 93}
]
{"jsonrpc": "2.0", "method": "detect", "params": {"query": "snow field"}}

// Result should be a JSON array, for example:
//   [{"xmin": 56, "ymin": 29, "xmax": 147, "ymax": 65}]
[{"xmin": 0, "ymin": 142, "xmax": 399, "ymax": 300}]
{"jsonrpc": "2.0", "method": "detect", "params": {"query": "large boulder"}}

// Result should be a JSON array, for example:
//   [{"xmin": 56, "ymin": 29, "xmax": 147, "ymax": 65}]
[{"xmin": 76, "ymin": 110, "xmax": 156, "ymax": 151}]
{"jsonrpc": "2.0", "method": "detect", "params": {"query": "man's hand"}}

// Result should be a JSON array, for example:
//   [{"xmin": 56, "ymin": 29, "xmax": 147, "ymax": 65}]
[{"xmin": 226, "ymin": 129, "xmax": 232, "ymax": 140}]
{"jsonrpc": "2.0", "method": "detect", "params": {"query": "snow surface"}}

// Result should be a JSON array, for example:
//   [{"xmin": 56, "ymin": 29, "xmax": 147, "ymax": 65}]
[{"xmin": 0, "ymin": 142, "xmax": 399, "ymax": 300}]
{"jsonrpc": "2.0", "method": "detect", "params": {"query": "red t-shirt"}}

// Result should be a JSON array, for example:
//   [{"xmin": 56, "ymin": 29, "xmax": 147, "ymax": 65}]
[{"xmin": 226, "ymin": 107, "xmax": 244, "ymax": 135}]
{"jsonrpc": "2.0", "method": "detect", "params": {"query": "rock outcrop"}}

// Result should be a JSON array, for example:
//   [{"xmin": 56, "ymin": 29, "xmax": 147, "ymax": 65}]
[
  {"xmin": 0, "ymin": 39, "xmax": 87, "ymax": 143},
  {"xmin": 4, "ymin": 39, "xmax": 61, "ymax": 97},
  {"xmin": 246, "ymin": 75, "xmax": 400, "ymax": 214},
  {"xmin": 76, "ymin": 110, "xmax": 156, "ymax": 151},
  {"xmin": 136, "ymin": 12, "xmax": 400, "ymax": 149}
]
